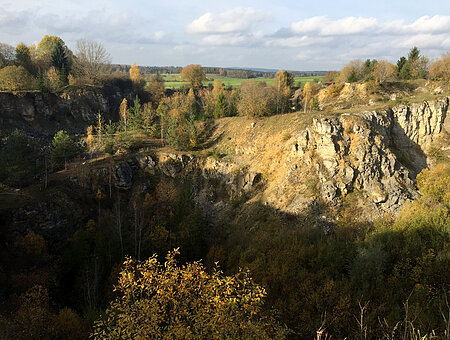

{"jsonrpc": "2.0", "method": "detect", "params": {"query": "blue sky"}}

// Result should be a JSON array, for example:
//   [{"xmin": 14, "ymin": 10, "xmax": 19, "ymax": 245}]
[{"xmin": 1, "ymin": 0, "xmax": 449, "ymax": 70}]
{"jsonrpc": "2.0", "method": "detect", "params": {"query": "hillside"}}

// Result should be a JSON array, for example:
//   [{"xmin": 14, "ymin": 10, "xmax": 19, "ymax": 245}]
[{"xmin": 0, "ymin": 86, "xmax": 449, "ymax": 339}]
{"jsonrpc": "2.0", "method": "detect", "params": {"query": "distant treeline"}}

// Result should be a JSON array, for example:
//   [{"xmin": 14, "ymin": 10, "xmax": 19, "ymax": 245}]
[{"xmin": 110, "ymin": 64, "xmax": 326, "ymax": 78}]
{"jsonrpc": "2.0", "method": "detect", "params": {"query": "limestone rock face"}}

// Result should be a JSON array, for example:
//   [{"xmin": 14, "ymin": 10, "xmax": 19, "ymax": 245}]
[
  {"xmin": 283, "ymin": 97, "xmax": 449, "ymax": 215},
  {"xmin": 136, "ymin": 155, "xmax": 157, "ymax": 174},
  {"xmin": 67, "ymin": 97, "xmax": 450, "ymax": 224},
  {"xmin": 158, "ymin": 153, "xmax": 193, "ymax": 178},
  {"xmin": 0, "ymin": 86, "xmax": 134, "ymax": 137},
  {"xmin": 390, "ymin": 97, "xmax": 449, "ymax": 173}
]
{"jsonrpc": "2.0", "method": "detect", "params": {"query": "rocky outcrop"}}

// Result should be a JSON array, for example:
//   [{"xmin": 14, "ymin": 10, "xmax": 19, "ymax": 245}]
[
  {"xmin": 390, "ymin": 97, "xmax": 449, "ymax": 174},
  {"xmin": 0, "ymin": 85, "xmax": 135, "ymax": 137},
  {"xmin": 114, "ymin": 162, "xmax": 133, "ymax": 190},
  {"xmin": 83, "ymin": 97, "xmax": 448, "ymax": 219},
  {"xmin": 282, "ymin": 97, "xmax": 449, "ymax": 216}
]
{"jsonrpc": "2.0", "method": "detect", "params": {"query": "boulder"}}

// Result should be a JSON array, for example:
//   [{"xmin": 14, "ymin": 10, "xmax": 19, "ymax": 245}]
[{"xmin": 114, "ymin": 162, "xmax": 133, "ymax": 189}]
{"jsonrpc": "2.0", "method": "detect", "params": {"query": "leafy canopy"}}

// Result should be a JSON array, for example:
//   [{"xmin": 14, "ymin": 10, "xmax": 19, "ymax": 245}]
[
  {"xmin": 92, "ymin": 248, "xmax": 287, "ymax": 339},
  {"xmin": 180, "ymin": 64, "xmax": 206, "ymax": 89}
]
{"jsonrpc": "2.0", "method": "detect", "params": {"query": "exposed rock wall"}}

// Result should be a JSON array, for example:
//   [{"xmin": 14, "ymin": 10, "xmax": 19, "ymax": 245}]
[
  {"xmin": 86, "ymin": 97, "xmax": 449, "ymax": 220},
  {"xmin": 281, "ymin": 97, "xmax": 449, "ymax": 216},
  {"xmin": 7, "ymin": 97, "xmax": 447, "ymax": 237},
  {"xmin": 0, "ymin": 86, "xmax": 135, "ymax": 137}
]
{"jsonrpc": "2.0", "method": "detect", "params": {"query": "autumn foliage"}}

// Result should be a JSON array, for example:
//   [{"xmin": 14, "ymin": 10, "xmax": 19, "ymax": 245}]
[{"xmin": 92, "ymin": 249, "xmax": 287, "ymax": 339}]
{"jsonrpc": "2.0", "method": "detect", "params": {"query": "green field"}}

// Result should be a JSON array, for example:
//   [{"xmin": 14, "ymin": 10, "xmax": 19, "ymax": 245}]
[{"xmin": 156, "ymin": 73, "xmax": 323, "ymax": 89}]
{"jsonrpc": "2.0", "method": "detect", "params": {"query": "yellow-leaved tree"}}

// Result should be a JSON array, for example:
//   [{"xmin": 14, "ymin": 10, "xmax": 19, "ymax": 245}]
[
  {"xmin": 119, "ymin": 98, "xmax": 129, "ymax": 129},
  {"xmin": 180, "ymin": 64, "xmax": 205, "ymax": 89},
  {"xmin": 129, "ymin": 63, "xmax": 140, "ymax": 82},
  {"xmin": 92, "ymin": 249, "xmax": 287, "ymax": 339}
]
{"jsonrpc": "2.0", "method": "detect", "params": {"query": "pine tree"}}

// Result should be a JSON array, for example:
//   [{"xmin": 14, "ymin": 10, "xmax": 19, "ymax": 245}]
[{"xmin": 213, "ymin": 92, "xmax": 228, "ymax": 118}]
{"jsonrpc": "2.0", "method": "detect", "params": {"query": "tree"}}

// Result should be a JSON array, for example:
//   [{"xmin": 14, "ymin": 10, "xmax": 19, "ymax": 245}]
[
  {"xmin": 408, "ymin": 48, "xmax": 428, "ymax": 79},
  {"xmin": 338, "ymin": 59, "xmax": 364, "ymax": 83},
  {"xmin": 275, "ymin": 70, "xmax": 294, "ymax": 114},
  {"xmin": 0, "ymin": 65, "xmax": 36, "ymax": 92},
  {"xmin": 397, "ymin": 56, "xmax": 407, "ymax": 77},
  {"xmin": 398, "ymin": 47, "xmax": 428, "ymax": 79},
  {"xmin": 156, "ymin": 99, "xmax": 169, "ymax": 142},
  {"xmin": 302, "ymin": 82, "xmax": 314, "ymax": 112},
  {"xmin": 0, "ymin": 51, "xmax": 6, "ymax": 69},
  {"xmin": 213, "ymin": 92, "xmax": 228, "ymax": 118},
  {"xmin": 212, "ymin": 78, "xmax": 224, "ymax": 97},
  {"xmin": 51, "ymin": 40, "xmax": 71, "ymax": 85},
  {"xmin": 50, "ymin": 130, "xmax": 77, "ymax": 169},
  {"xmin": 180, "ymin": 64, "xmax": 205, "ymax": 89},
  {"xmin": 86, "ymin": 125, "xmax": 95, "ymax": 154},
  {"xmin": 35, "ymin": 35, "xmax": 67, "ymax": 67},
  {"xmin": 119, "ymin": 98, "xmax": 129, "ymax": 129},
  {"xmin": 408, "ymin": 46, "xmax": 420, "ymax": 62},
  {"xmin": 0, "ymin": 43, "xmax": 16, "ymax": 61},
  {"xmin": 429, "ymin": 52, "xmax": 450, "ymax": 81},
  {"xmin": 129, "ymin": 63, "xmax": 140, "ymax": 82},
  {"xmin": 46, "ymin": 66, "xmax": 63, "ymax": 92},
  {"xmin": 92, "ymin": 249, "xmax": 287, "ymax": 339},
  {"xmin": 237, "ymin": 80, "xmax": 276, "ymax": 117},
  {"xmin": 323, "ymin": 71, "xmax": 339, "ymax": 82},
  {"xmin": 0, "ymin": 129, "xmax": 36, "ymax": 187},
  {"xmin": 15, "ymin": 42, "xmax": 35, "ymax": 74},
  {"xmin": 149, "ymin": 72, "xmax": 166, "ymax": 107},
  {"xmin": 12, "ymin": 285, "xmax": 55, "ymax": 339},
  {"xmin": 128, "ymin": 96, "xmax": 143, "ymax": 131},
  {"xmin": 73, "ymin": 39, "xmax": 111, "ymax": 83},
  {"xmin": 373, "ymin": 60, "xmax": 397, "ymax": 84}
]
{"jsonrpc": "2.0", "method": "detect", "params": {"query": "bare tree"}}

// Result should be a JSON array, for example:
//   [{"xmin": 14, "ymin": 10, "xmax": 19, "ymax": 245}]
[
  {"xmin": 74, "ymin": 39, "xmax": 111, "ymax": 83},
  {"xmin": 354, "ymin": 300, "xmax": 369, "ymax": 340},
  {"xmin": 0, "ymin": 42, "xmax": 16, "ymax": 61},
  {"xmin": 373, "ymin": 60, "xmax": 397, "ymax": 84}
]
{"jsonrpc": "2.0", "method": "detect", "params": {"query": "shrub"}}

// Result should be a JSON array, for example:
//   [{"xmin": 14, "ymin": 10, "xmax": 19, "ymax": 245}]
[
  {"xmin": 0, "ymin": 65, "xmax": 36, "ymax": 92},
  {"xmin": 92, "ymin": 249, "xmax": 287, "ymax": 339},
  {"xmin": 0, "ymin": 129, "xmax": 36, "ymax": 187},
  {"xmin": 326, "ymin": 83, "xmax": 344, "ymax": 97},
  {"xmin": 50, "ymin": 130, "xmax": 78, "ymax": 169}
]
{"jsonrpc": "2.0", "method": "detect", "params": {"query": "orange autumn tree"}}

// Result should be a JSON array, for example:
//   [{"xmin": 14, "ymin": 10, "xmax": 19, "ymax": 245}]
[
  {"xmin": 180, "ymin": 64, "xmax": 205, "ymax": 90},
  {"xmin": 92, "ymin": 249, "xmax": 287, "ymax": 339}
]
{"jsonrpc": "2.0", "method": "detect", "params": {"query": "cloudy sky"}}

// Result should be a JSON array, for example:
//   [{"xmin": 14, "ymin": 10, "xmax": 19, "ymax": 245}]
[{"xmin": 1, "ymin": 0, "xmax": 449, "ymax": 70}]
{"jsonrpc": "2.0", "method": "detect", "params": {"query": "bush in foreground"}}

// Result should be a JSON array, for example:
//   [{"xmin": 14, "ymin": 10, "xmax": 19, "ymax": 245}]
[{"xmin": 92, "ymin": 249, "xmax": 287, "ymax": 339}]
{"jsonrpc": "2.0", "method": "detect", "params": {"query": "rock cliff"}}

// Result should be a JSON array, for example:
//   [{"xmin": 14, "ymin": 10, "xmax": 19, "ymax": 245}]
[
  {"xmin": 0, "ymin": 85, "xmax": 135, "ymax": 137},
  {"xmin": 2, "ymin": 97, "xmax": 449, "ymax": 236}
]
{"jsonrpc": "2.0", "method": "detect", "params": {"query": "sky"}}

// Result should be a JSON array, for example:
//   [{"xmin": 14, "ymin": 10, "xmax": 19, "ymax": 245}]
[{"xmin": 1, "ymin": 0, "xmax": 449, "ymax": 70}]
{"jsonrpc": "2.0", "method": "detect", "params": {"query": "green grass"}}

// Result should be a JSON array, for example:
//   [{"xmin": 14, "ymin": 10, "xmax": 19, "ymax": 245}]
[{"xmin": 157, "ymin": 73, "xmax": 323, "ymax": 89}]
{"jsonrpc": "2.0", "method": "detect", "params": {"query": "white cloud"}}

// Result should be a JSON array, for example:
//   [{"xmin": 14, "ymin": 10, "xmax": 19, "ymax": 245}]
[
  {"xmin": 264, "ymin": 14, "xmax": 450, "ymax": 67},
  {"xmin": 186, "ymin": 7, "xmax": 270, "ymax": 34},
  {"xmin": 200, "ymin": 34, "xmax": 251, "ymax": 46},
  {"xmin": 266, "ymin": 35, "xmax": 332, "ymax": 48},
  {"xmin": 397, "ymin": 33, "xmax": 450, "ymax": 49},
  {"xmin": 136, "ymin": 31, "xmax": 170, "ymax": 45},
  {"xmin": 407, "ymin": 15, "xmax": 450, "ymax": 33},
  {"xmin": 291, "ymin": 16, "xmax": 378, "ymax": 36}
]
